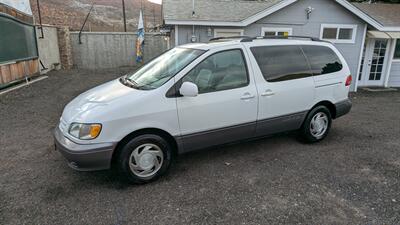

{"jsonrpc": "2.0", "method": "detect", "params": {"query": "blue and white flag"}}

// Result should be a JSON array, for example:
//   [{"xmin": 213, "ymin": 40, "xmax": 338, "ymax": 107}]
[{"xmin": 136, "ymin": 10, "xmax": 145, "ymax": 63}]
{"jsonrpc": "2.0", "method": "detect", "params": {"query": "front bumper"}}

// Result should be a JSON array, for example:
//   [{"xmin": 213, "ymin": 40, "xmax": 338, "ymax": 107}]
[
  {"xmin": 54, "ymin": 126, "xmax": 116, "ymax": 171},
  {"xmin": 334, "ymin": 99, "xmax": 352, "ymax": 119}
]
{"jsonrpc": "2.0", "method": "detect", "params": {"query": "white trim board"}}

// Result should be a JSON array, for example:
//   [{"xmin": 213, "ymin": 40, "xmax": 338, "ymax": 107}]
[
  {"xmin": 261, "ymin": 27, "xmax": 293, "ymax": 36},
  {"xmin": 214, "ymin": 29, "xmax": 244, "ymax": 38},
  {"xmin": 320, "ymin": 24, "xmax": 358, "ymax": 44},
  {"xmin": 354, "ymin": 24, "xmax": 367, "ymax": 92},
  {"xmin": 384, "ymin": 39, "xmax": 397, "ymax": 87}
]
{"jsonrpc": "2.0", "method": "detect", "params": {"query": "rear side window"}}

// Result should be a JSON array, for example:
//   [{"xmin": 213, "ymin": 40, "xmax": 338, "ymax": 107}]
[
  {"xmin": 301, "ymin": 45, "xmax": 343, "ymax": 75},
  {"xmin": 250, "ymin": 45, "xmax": 312, "ymax": 82}
]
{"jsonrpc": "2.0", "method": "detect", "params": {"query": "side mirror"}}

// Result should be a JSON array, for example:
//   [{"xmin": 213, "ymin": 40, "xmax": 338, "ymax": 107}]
[{"xmin": 179, "ymin": 82, "xmax": 198, "ymax": 97}]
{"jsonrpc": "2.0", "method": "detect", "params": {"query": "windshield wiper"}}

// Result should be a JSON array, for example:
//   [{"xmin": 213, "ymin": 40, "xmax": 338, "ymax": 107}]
[
  {"xmin": 121, "ymin": 76, "xmax": 141, "ymax": 89},
  {"xmin": 125, "ymin": 77, "xmax": 139, "ymax": 87}
]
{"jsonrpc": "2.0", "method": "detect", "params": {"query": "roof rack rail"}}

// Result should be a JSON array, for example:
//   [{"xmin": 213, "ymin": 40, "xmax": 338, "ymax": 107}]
[
  {"xmin": 240, "ymin": 35, "xmax": 328, "ymax": 43},
  {"xmin": 209, "ymin": 36, "xmax": 252, "ymax": 42}
]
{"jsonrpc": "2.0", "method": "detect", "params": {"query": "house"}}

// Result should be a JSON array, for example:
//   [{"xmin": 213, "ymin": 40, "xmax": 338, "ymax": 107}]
[
  {"xmin": 0, "ymin": 1, "xmax": 39, "ymax": 87},
  {"xmin": 162, "ymin": 0, "xmax": 400, "ymax": 91}
]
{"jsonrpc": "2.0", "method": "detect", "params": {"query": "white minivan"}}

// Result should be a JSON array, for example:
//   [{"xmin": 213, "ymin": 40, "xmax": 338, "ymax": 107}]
[{"xmin": 54, "ymin": 36, "xmax": 352, "ymax": 183}]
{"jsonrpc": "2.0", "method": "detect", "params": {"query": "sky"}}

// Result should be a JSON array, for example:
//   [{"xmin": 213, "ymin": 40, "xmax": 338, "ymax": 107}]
[{"xmin": 147, "ymin": 0, "xmax": 162, "ymax": 4}]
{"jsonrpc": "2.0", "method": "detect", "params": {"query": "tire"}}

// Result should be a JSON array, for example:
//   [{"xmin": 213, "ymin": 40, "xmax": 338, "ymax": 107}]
[
  {"xmin": 300, "ymin": 106, "xmax": 332, "ymax": 143},
  {"xmin": 116, "ymin": 134, "xmax": 173, "ymax": 184}
]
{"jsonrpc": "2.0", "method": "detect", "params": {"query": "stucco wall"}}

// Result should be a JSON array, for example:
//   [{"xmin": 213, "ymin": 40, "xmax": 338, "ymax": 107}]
[
  {"xmin": 175, "ymin": 0, "xmax": 367, "ymax": 91},
  {"xmin": 388, "ymin": 62, "xmax": 400, "ymax": 87},
  {"xmin": 70, "ymin": 32, "xmax": 169, "ymax": 69},
  {"xmin": 36, "ymin": 26, "xmax": 61, "ymax": 74}
]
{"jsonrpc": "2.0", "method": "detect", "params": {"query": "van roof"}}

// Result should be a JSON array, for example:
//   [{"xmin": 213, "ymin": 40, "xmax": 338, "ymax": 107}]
[{"xmin": 179, "ymin": 37, "xmax": 332, "ymax": 50}]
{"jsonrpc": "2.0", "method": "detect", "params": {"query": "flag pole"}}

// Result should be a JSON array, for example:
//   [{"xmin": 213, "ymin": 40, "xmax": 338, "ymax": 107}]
[{"xmin": 136, "ymin": 3, "xmax": 145, "ymax": 64}]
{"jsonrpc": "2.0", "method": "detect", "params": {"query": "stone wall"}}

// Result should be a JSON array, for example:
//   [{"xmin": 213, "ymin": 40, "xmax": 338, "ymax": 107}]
[{"xmin": 56, "ymin": 27, "xmax": 73, "ymax": 70}]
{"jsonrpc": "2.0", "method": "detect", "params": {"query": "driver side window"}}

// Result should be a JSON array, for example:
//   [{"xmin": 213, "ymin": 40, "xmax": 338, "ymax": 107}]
[{"xmin": 182, "ymin": 49, "xmax": 249, "ymax": 94}]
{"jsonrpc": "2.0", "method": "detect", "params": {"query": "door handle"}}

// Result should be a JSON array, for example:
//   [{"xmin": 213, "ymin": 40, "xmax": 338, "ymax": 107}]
[
  {"xmin": 261, "ymin": 90, "xmax": 275, "ymax": 97},
  {"xmin": 241, "ymin": 92, "xmax": 255, "ymax": 100}
]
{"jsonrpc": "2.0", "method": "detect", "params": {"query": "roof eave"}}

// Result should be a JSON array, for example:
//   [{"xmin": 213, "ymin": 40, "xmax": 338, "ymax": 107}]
[
  {"xmin": 164, "ymin": 0, "xmax": 298, "ymax": 27},
  {"xmin": 334, "ymin": 0, "xmax": 400, "ymax": 31},
  {"xmin": 164, "ymin": 19, "xmax": 245, "ymax": 26},
  {"xmin": 164, "ymin": 0, "xmax": 400, "ymax": 31}
]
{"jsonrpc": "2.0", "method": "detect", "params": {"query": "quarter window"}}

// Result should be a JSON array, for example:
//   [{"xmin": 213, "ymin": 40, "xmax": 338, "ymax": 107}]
[
  {"xmin": 320, "ymin": 24, "xmax": 357, "ymax": 43},
  {"xmin": 250, "ymin": 45, "xmax": 312, "ymax": 82},
  {"xmin": 301, "ymin": 45, "xmax": 343, "ymax": 75},
  {"xmin": 182, "ymin": 49, "xmax": 249, "ymax": 94}
]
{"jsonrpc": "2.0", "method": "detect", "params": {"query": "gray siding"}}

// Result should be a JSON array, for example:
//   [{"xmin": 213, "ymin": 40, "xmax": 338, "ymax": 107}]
[
  {"xmin": 246, "ymin": 0, "xmax": 366, "ymax": 91},
  {"xmin": 175, "ymin": 0, "xmax": 367, "ymax": 91},
  {"xmin": 177, "ymin": 25, "xmax": 213, "ymax": 45},
  {"xmin": 388, "ymin": 62, "xmax": 400, "ymax": 87}
]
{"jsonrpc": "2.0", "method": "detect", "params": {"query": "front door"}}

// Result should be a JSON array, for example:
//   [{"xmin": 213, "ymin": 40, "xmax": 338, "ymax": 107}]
[
  {"xmin": 358, "ymin": 39, "xmax": 389, "ymax": 86},
  {"xmin": 176, "ymin": 49, "xmax": 258, "ymax": 151}
]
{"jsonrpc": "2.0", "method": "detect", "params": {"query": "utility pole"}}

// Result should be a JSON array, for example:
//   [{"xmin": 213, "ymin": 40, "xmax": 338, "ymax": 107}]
[
  {"xmin": 152, "ymin": 3, "xmax": 156, "ymax": 30},
  {"xmin": 36, "ymin": 0, "xmax": 44, "ymax": 38},
  {"xmin": 122, "ymin": 0, "xmax": 127, "ymax": 32},
  {"xmin": 142, "ymin": 0, "xmax": 146, "ymax": 32}
]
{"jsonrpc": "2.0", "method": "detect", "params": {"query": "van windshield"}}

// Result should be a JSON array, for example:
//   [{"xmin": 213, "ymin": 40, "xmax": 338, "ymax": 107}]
[{"xmin": 123, "ymin": 47, "xmax": 205, "ymax": 90}]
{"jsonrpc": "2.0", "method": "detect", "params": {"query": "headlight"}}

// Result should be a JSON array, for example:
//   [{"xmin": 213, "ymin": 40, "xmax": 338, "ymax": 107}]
[{"xmin": 69, "ymin": 123, "xmax": 102, "ymax": 140}]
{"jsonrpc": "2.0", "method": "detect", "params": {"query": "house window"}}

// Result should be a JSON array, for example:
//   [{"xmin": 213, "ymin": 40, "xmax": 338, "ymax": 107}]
[
  {"xmin": 261, "ymin": 27, "xmax": 292, "ymax": 37},
  {"xmin": 394, "ymin": 39, "xmax": 400, "ymax": 60},
  {"xmin": 320, "ymin": 24, "xmax": 357, "ymax": 43},
  {"xmin": 214, "ymin": 29, "xmax": 244, "ymax": 38}
]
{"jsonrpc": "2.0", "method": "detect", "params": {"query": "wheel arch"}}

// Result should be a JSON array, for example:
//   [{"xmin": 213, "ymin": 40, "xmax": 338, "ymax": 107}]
[
  {"xmin": 111, "ymin": 128, "xmax": 179, "ymax": 166},
  {"xmin": 311, "ymin": 101, "xmax": 336, "ymax": 119}
]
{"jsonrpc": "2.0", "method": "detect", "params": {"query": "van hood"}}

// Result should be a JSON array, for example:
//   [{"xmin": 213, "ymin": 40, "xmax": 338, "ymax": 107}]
[{"xmin": 62, "ymin": 79, "xmax": 135, "ymax": 123}]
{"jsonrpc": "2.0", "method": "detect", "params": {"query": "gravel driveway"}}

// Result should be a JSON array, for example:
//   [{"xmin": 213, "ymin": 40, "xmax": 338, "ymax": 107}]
[{"xmin": 0, "ymin": 69, "xmax": 399, "ymax": 225}]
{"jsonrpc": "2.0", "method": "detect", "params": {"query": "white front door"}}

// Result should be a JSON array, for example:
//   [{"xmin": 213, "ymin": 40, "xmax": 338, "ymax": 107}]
[
  {"xmin": 176, "ymin": 49, "xmax": 258, "ymax": 151},
  {"xmin": 358, "ymin": 39, "xmax": 389, "ymax": 86}
]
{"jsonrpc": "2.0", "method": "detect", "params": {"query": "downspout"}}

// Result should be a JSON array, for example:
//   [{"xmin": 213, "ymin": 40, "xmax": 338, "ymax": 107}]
[{"xmin": 191, "ymin": 0, "xmax": 196, "ymax": 42}]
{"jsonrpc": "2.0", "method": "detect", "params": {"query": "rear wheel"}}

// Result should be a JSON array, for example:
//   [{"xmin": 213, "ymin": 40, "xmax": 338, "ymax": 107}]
[
  {"xmin": 116, "ymin": 134, "xmax": 172, "ymax": 184},
  {"xmin": 300, "ymin": 106, "xmax": 332, "ymax": 143}
]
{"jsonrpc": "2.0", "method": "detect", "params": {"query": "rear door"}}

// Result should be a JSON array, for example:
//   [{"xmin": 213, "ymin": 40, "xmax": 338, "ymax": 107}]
[
  {"xmin": 175, "ymin": 48, "xmax": 258, "ymax": 151},
  {"xmin": 301, "ymin": 44, "xmax": 349, "ymax": 102},
  {"xmin": 246, "ymin": 44, "xmax": 315, "ymax": 136}
]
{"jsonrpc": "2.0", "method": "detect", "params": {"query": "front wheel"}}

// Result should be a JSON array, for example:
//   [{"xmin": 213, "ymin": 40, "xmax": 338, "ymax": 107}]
[
  {"xmin": 116, "ymin": 134, "xmax": 173, "ymax": 184},
  {"xmin": 300, "ymin": 106, "xmax": 332, "ymax": 143}
]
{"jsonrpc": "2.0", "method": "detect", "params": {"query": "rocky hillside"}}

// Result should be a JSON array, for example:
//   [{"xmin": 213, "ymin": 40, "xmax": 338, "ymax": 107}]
[{"xmin": 29, "ymin": 0, "xmax": 162, "ymax": 32}]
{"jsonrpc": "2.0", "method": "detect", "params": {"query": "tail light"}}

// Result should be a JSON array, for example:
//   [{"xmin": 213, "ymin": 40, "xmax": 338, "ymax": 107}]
[{"xmin": 345, "ymin": 75, "xmax": 352, "ymax": 87}]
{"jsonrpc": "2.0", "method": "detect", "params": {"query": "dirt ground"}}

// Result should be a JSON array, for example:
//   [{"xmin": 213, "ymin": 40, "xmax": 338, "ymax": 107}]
[{"xmin": 0, "ymin": 68, "xmax": 399, "ymax": 225}]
